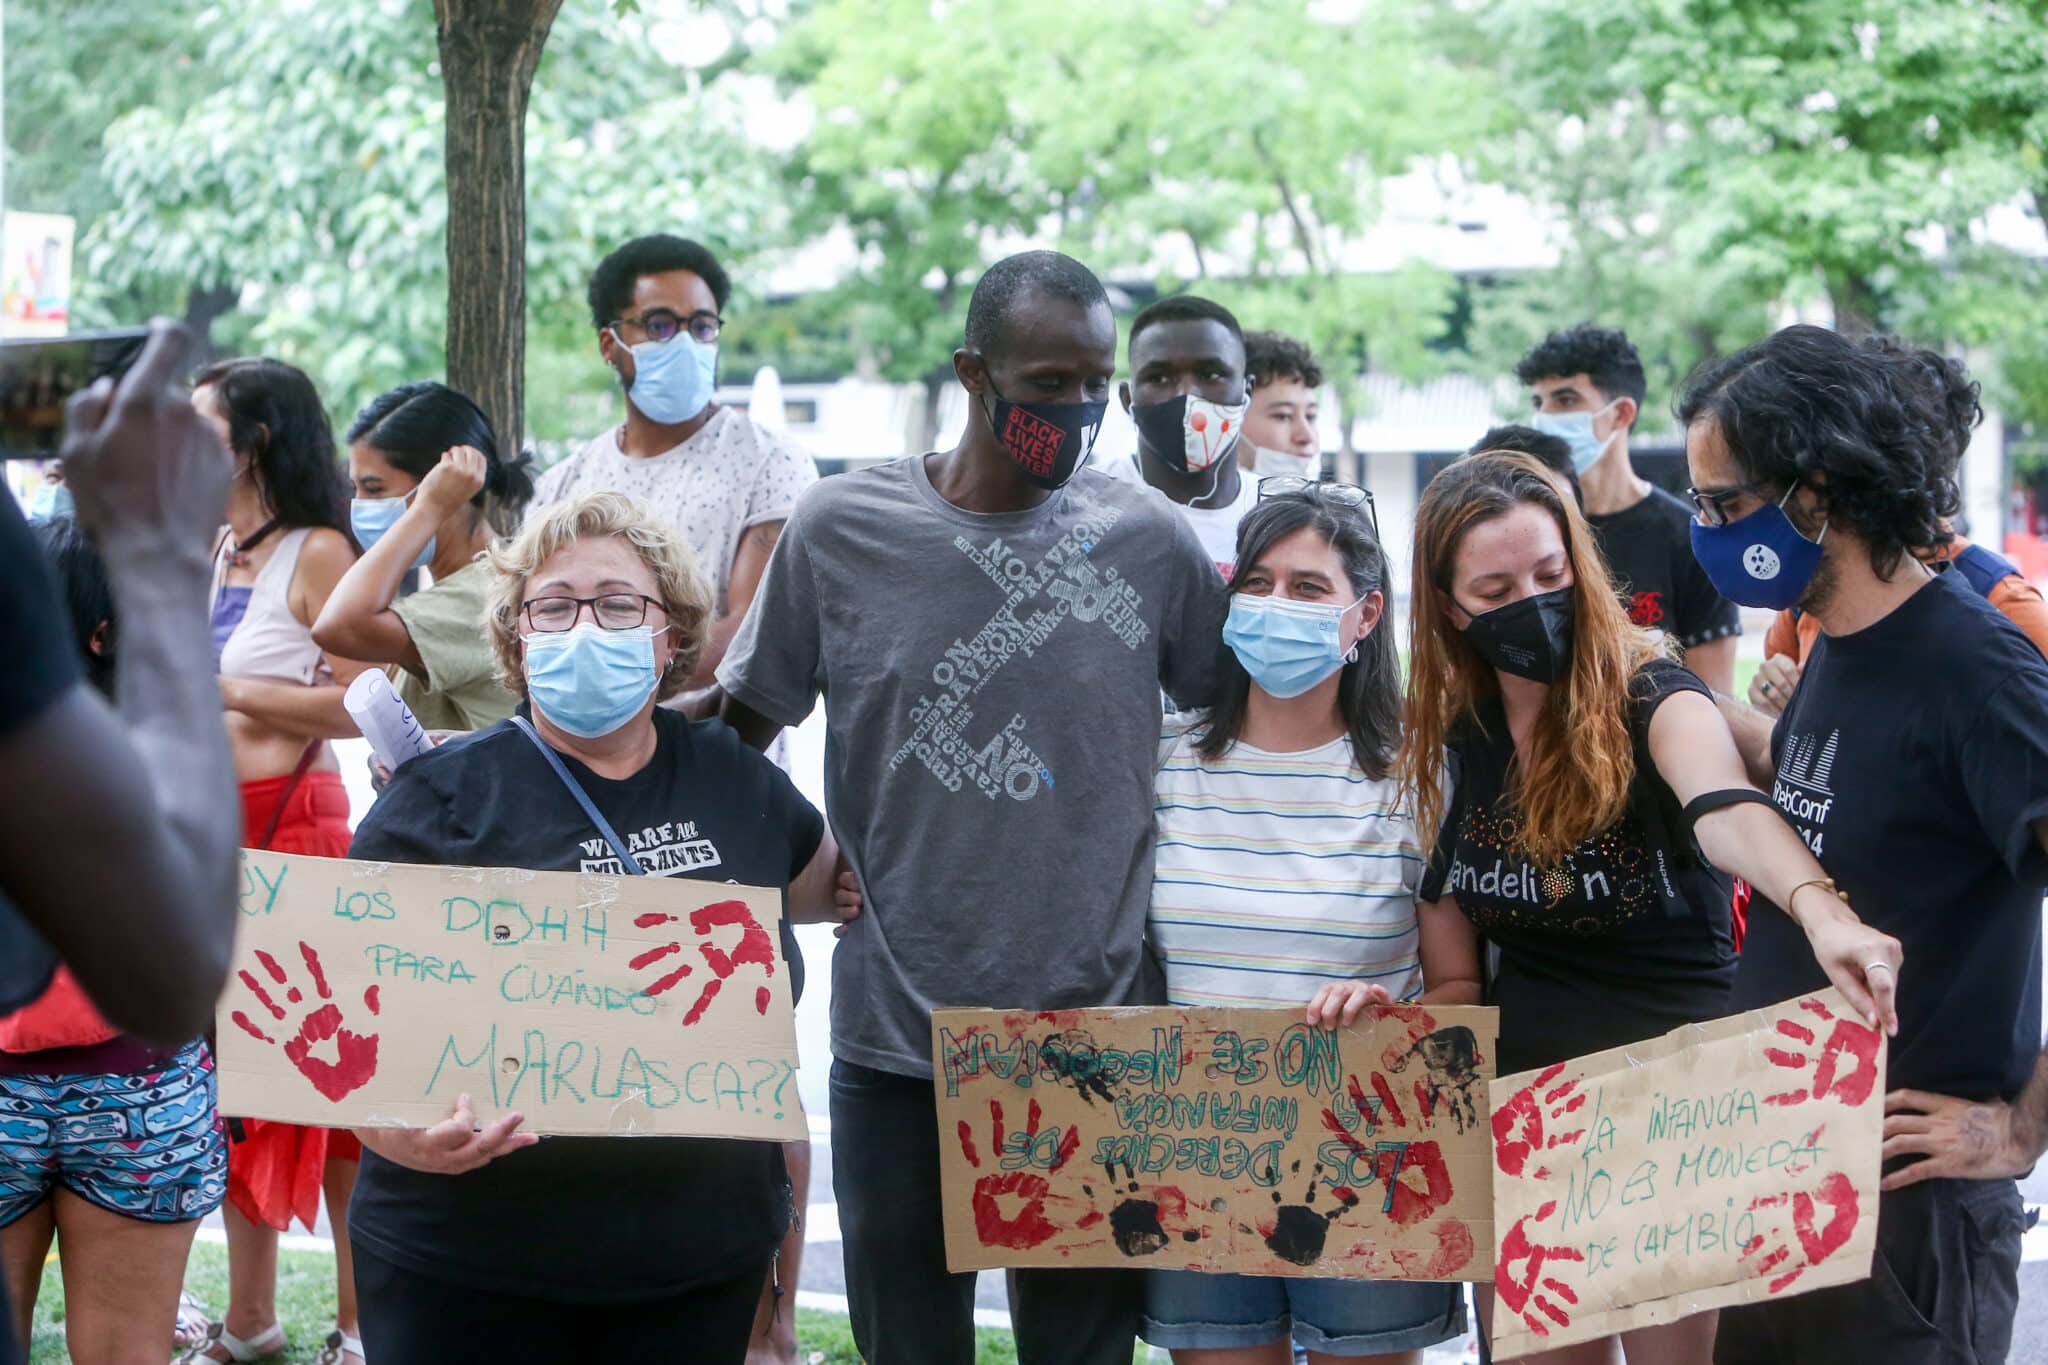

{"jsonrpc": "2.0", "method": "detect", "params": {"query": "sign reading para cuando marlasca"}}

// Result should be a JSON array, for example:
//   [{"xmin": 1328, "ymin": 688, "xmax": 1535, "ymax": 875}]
[
  {"xmin": 932, "ymin": 1004, "xmax": 1499, "ymax": 1281},
  {"xmin": 1488, "ymin": 988, "xmax": 1884, "ymax": 1360},
  {"xmin": 215, "ymin": 851, "xmax": 804, "ymax": 1140}
]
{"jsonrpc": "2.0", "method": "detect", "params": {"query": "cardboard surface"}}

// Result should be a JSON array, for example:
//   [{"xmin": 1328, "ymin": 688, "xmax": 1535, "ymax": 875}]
[
  {"xmin": 216, "ymin": 850, "xmax": 804, "ymax": 1140},
  {"xmin": 932, "ymin": 1004, "xmax": 1498, "ymax": 1280},
  {"xmin": 1487, "ymin": 989, "xmax": 1884, "ymax": 1359}
]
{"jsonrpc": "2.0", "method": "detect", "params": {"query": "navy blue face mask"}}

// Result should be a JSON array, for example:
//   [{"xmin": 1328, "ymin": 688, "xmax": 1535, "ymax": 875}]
[{"xmin": 1689, "ymin": 486, "xmax": 1826, "ymax": 611}]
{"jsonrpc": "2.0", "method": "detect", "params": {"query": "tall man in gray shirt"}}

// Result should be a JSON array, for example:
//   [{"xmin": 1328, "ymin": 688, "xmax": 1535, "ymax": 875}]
[{"xmin": 714, "ymin": 251, "xmax": 1227, "ymax": 1365}]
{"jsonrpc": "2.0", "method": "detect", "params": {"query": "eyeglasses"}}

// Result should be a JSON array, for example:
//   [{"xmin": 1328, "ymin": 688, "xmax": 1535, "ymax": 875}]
[
  {"xmin": 1685, "ymin": 482, "xmax": 1771, "ymax": 528},
  {"xmin": 520, "ymin": 593, "xmax": 668, "ymax": 634},
  {"xmin": 1258, "ymin": 475, "xmax": 1379, "ymax": 536},
  {"xmin": 609, "ymin": 308, "xmax": 723, "ymax": 346}
]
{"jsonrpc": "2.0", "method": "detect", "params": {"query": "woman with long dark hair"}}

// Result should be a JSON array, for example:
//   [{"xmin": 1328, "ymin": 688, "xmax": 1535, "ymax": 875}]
[
  {"xmin": 313, "ymin": 380, "xmax": 537, "ymax": 731},
  {"xmin": 1139, "ymin": 479, "xmax": 1466, "ymax": 1365},
  {"xmin": 1398, "ymin": 451, "xmax": 1901, "ymax": 1365},
  {"xmin": 182, "ymin": 358, "xmax": 370, "ymax": 1365}
]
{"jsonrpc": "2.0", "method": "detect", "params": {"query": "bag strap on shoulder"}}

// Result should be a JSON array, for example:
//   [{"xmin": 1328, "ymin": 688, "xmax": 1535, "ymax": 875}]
[
  {"xmin": 1951, "ymin": 543, "xmax": 2020, "ymax": 599},
  {"xmin": 509, "ymin": 715, "xmax": 645, "ymax": 876}
]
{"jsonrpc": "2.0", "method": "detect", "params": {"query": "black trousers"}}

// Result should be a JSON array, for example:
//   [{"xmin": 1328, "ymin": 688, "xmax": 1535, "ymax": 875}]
[
  {"xmin": 352, "ymin": 1242, "xmax": 768, "ymax": 1364},
  {"xmin": 831, "ymin": 1058, "xmax": 1142, "ymax": 1365},
  {"xmin": 1715, "ymin": 1177, "xmax": 2025, "ymax": 1365}
]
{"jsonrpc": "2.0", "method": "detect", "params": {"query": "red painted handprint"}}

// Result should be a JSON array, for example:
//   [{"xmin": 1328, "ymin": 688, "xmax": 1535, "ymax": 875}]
[
  {"xmin": 633, "ymin": 899, "xmax": 777, "ymax": 1026},
  {"xmin": 1496, "ymin": 1200, "xmax": 1583, "ymax": 1338},
  {"xmin": 1493, "ymin": 1063, "xmax": 1588, "ymax": 1177},
  {"xmin": 231, "ymin": 942, "xmax": 381, "ymax": 1102},
  {"xmin": 1384, "ymin": 1139, "xmax": 1455, "ymax": 1226},
  {"xmin": 955, "ymin": 1098, "xmax": 1079, "ymax": 1250},
  {"xmin": 1742, "ymin": 1170, "xmax": 1860, "ymax": 1294},
  {"xmin": 1763, "ymin": 999, "xmax": 1881, "ymax": 1109}
]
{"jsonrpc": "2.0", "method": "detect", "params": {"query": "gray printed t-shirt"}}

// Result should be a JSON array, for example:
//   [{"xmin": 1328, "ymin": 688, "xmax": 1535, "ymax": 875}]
[{"xmin": 717, "ymin": 454, "xmax": 1228, "ymax": 1076}]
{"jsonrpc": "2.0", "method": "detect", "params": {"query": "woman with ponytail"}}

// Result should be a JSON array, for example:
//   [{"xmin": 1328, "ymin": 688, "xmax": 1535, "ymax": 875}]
[{"xmin": 314, "ymin": 381, "xmax": 538, "ymax": 731}]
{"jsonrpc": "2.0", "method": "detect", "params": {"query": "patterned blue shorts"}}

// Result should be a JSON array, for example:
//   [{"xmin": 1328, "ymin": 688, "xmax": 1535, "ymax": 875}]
[{"xmin": 0, "ymin": 1041, "xmax": 226, "ymax": 1225}]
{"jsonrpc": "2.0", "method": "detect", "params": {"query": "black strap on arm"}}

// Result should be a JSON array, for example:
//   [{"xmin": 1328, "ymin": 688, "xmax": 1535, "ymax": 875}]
[{"xmin": 1681, "ymin": 787, "xmax": 1773, "ymax": 826}]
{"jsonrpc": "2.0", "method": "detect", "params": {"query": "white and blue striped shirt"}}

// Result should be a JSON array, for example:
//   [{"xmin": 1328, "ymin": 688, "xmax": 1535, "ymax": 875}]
[{"xmin": 1147, "ymin": 723, "xmax": 1426, "ymax": 1009}]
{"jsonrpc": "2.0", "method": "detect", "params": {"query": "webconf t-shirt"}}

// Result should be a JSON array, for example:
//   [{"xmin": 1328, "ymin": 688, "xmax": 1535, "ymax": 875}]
[{"xmin": 1738, "ymin": 570, "xmax": 2048, "ymax": 1100}]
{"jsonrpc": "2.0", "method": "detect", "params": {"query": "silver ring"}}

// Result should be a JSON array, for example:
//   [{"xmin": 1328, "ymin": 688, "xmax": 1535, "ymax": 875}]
[
  {"xmin": 1761, "ymin": 680, "xmax": 1775, "ymax": 695},
  {"xmin": 1864, "ymin": 961, "xmax": 1894, "ymax": 975}
]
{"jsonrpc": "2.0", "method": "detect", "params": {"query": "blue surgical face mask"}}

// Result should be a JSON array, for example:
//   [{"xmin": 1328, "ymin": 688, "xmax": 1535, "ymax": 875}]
[
  {"xmin": 522, "ymin": 622, "xmax": 667, "ymax": 739},
  {"xmin": 620, "ymin": 331, "xmax": 717, "ymax": 426},
  {"xmin": 350, "ymin": 494, "xmax": 434, "ymax": 570},
  {"xmin": 1531, "ymin": 401, "xmax": 1621, "ymax": 474},
  {"xmin": 1688, "ymin": 485, "xmax": 1827, "ymax": 610},
  {"xmin": 27, "ymin": 483, "xmax": 73, "ymax": 523},
  {"xmin": 1223, "ymin": 593, "xmax": 1362, "ymax": 700}
]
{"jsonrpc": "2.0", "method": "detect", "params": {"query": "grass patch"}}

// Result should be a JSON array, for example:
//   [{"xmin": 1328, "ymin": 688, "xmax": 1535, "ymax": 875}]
[
  {"xmin": 1733, "ymin": 656, "xmax": 1760, "ymax": 700},
  {"xmin": 28, "ymin": 1242, "xmax": 1061, "ymax": 1364}
]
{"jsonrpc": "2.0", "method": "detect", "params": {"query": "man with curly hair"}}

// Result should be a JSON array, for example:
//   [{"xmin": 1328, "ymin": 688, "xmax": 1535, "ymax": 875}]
[
  {"xmin": 1687, "ymin": 326, "xmax": 2048, "ymax": 1365},
  {"xmin": 1238, "ymin": 330, "xmax": 1325, "ymax": 481},
  {"xmin": 1519, "ymin": 323, "xmax": 1741, "ymax": 691},
  {"xmin": 528, "ymin": 235, "xmax": 818, "ymax": 700},
  {"xmin": 1745, "ymin": 338, "xmax": 2048, "ymax": 719}
]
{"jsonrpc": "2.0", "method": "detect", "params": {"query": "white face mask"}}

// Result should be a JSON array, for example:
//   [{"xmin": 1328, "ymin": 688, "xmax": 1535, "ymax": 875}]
[{"xmin": 1251, "ymin": 445, "xmax": 1319, "ymax": 481}]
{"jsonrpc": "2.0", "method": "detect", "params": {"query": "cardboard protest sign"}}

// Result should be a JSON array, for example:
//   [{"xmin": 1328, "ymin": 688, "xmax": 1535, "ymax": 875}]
[
  {"xmin": 1488, "ymin": 989, "xmax": 1884, "ymax": 1359},
  {"xmin": 932, "ymin": 1004, "xmax": 1498, "ymax": 1280},
  {"xmin": 216, "ymin": 850, "xmax": 804, "ymax": 1140}
]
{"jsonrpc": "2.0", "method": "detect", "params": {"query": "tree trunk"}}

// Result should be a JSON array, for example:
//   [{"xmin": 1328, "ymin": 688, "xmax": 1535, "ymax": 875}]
[
  {"xmin": 1827, "ymin": 272, "xmax": 1882, "ymax": 337},
  {"xmin": 433, "ymin": 0, "xmax": 563, "ymax": 530},
  {"xmin": 1335, "ymin": 387, "xmax": 1361, "ymax": 485},
  {"xmin": 181, "ymin": 283, "xmax": 240, "ymax": 361},
  {"xmin": 919, "ymin": 370, "xmax": 948, "ymax": 454}
]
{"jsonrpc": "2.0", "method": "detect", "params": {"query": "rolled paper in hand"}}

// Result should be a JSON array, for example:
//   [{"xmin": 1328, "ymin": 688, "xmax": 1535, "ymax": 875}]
[{"xmin": 344, "ymin": 669, "xmax": 434, "ymax": 772}]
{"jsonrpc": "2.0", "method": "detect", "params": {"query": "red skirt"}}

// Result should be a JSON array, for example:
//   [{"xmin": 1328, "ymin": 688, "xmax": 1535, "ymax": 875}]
[{"xmin": 226, "ymin": 770, "xmax": 363, "ymax": 1232}]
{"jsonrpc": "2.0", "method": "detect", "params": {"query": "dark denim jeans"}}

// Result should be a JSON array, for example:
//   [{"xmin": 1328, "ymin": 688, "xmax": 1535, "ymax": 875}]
[
  {"xmin": 1715, "ymin": 1177, "xmax": 2025, "ymax": 1365},
  {"xmin": 830, "ymin": 1058, "xmax": 1142, "ymax": 1365}
]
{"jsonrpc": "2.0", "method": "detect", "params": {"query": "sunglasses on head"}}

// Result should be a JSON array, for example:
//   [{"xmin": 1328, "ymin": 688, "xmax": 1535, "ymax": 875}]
[{"xmin": 1258, "ymin": 475, "xmax": 1378, "ymax": 536}]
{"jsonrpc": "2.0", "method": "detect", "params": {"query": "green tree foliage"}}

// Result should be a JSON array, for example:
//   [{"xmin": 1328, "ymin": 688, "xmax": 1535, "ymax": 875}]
[
  {"xmin": 1058, "ymin": 0, "xmax": 1488, "ymax": 466},
  {"xmin": 764, "ymin": 0, "xmax": 1488, "ymax": 462},
  {"xmin": 46, "ymin": 0, "xmax": 773, "ymax": 447},
  {"xmin": 1473, "ymin": 0, "xmax": 2048, "ymax": 421},
  {"xmin": 19, "ymin": 0, "xmax": 2048, "ymax": 451},
  {"xmin": 759, "ymin": 0, "xmax": 1073, "ymax": 448}
]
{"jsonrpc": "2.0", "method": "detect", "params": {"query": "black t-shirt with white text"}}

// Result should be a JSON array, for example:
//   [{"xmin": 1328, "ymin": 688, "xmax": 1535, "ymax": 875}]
[
  {"xmin": 1420, "ymin": 659, "xmax": 1735, "ymax": 1074},
  {"xmin": 346, "ymin": 707, "xmax": 824, "ymax": 1302},
  {"xmin": 1588, "ymin": 486, "xmax": 1741, "ymax": 651},
  {"xmin": 1737, "ymin": 571, "xmax": 2048, "ymax": 1100}
]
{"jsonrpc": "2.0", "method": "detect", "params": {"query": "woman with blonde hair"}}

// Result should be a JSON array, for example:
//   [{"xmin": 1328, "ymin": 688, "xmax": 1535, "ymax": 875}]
[
  {"xmin": 340, "ymin": 492, "xmax": 856, "ymax": 1360},
  {"xmin": 1397, "ymin": 451, "xmax": 1901, "ymax": 1365}
]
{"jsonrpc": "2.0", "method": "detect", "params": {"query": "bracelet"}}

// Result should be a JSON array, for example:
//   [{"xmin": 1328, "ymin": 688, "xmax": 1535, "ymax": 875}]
[{"xmin": 1786, "ymin": 877, "xmax": 1850, "ymax": 926}]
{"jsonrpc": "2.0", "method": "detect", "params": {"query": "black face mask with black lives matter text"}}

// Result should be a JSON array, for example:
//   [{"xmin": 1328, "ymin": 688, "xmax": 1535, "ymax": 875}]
[{"xmin": 980, "ymin": 385, "xmax": 1107, "ymax": 490}]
